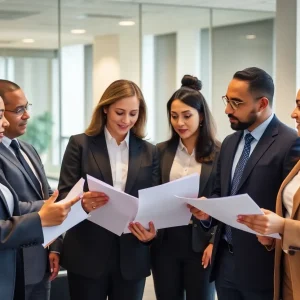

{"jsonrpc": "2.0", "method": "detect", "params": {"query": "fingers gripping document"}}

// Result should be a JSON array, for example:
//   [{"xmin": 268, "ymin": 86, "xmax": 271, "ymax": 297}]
[
  {"xmin": 42, "ymin": 178, "xmax": 89, "ymax": 247},
  {"xmin": 123, "ymin": 173, "xmax": 200, "ymax": 233},
  {"xmin": 179, "ymin": 194, "xmax": 281, "ymax": 239},
  {"xmin": 87, "ymin": 173, "xmax": 200, "ymax": 235},
  {"xmin": 87, "ymin": 175, "xmax": 139, "ymax": 236}
]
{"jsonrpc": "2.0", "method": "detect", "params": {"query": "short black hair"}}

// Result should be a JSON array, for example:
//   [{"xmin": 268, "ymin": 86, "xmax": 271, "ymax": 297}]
[
  {"xmin": 233, "ymin": 67, "xmax": 274, "ymax": 106},
  {"xmin": 0, "ymin": 80, "xmax": 21, "ymax": 103}
]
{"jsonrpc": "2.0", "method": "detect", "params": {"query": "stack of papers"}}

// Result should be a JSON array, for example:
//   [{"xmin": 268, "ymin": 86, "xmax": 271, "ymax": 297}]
[
  {"xmin": 88, "ymin": 173, "xmax": 199, "ymax": 235},
  {"xmin": 42, "ymin": 174, "xmax": 281, "ymax": 245}
]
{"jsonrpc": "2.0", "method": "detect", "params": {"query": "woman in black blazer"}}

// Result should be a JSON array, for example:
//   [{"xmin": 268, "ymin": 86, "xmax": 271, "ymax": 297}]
[
  {"xmin": 58, "ymin": 80, "xmax": 159, "ymax": 300},
  {"xmin": 151, "ymin": 75, "xmax": 220, "ymax": 300}
]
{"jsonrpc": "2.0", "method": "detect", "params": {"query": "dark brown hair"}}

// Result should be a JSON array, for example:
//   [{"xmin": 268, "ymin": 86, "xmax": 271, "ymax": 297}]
[{"xmin": 167, "ymin": 75, "xmax": 220, "ymax": 162}]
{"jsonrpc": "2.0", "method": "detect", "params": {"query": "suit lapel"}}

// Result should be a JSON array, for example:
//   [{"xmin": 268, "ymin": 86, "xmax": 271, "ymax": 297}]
[
  {"xmin": 125, "ymin": 134, "xmax": 142, "ymax": 194},
  {"xmin": 161, "ymin": 140, "xmax": 177, "ymax": 184},
  {"xmin": 0, "ymin": 143, "xmax": 42, "ymax": 198},
  {"xmin": 237, "ymin": 117, "xmax": 277, "ymax": 192},
  {"xmin": 90, "ymin": 133, "xmax": 113, "ymax": 186},
  {"xmin": 19, "ymin": 141, "xmax": 45, "ymax": 198},
  {"xmin": 223, "ymin": 131, "xmax": 243, "ymax": 195},
  {"xmin": 199, "ymin": 162, "xmax": 213, "ymax": 196}
]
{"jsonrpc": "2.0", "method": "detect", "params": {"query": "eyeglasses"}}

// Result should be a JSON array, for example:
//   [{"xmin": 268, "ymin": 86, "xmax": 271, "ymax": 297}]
[
  {"xmin": 5, "ymin": 103, "xmax": 32, "ymax": 116},
  {"xmin": 222, "ymin": 96, "xmax": 244, "ymax": 110}
]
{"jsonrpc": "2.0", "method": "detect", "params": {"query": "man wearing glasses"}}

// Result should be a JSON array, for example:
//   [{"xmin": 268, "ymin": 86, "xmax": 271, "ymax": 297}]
[
  {"xmin": 189, "ymin": 67, "xmax": 300, "ymax": 299},
  {"xmin": 0, "ymin": 80, "xmax": 60, "ymax": 300}
]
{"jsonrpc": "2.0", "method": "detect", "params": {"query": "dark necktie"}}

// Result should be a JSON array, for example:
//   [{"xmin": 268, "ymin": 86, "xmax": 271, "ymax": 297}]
[
  {"xmin": 10, "ymin": 140, "xmax": 42, "ymax": 197},
  {"xmin": 225, "ymin": 133, "xmax": 255, "ymax": 244}
]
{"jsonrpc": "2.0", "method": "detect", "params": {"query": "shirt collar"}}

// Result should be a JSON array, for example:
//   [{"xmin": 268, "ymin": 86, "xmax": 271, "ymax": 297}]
[
  {"xmin": 178, "ymin": 138, "xmax": 195, "ymax": 156},
  {"xmin": 2, "ymin": 136, "xmax": 19, "ymax": 149},
  {"xmin": 243, "ymin": 113, "xmax": 274, "ymax": 142},
  {"xmin": 104, "ymin": 127, "xmax": 130, "ymax": 147}
]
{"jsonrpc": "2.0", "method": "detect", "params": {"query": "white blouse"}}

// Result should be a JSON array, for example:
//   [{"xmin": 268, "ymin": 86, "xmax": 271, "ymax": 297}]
[
  {"xmin": 282, "ymin": 170, "xmax": 300, "ymax": 218},
  {"xmin": 170, "ymin": 139, "xmax": 202, "ymax": 181},
  {"xmin": 104, "ymin": 127, "xmax": 129, "ymax": 192}
]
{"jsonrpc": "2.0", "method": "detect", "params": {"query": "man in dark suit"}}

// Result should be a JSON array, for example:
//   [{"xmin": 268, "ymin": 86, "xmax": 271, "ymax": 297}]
[
  {"xmin": 0, "ymin": 173, "xmax": 82, "ymax": 300},
  {"xmin": 0, "ymin": 80, "xmax": 61, "ymax": 300},
  {"xmin": 189, "ymin": 67, "xmax": 300, "ymax": 299}
]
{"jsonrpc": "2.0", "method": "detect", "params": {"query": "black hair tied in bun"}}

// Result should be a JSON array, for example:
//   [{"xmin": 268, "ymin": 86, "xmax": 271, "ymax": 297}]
[{"xmin": 181, "ymin": 75, "xmax": 202, "ymax": 91}]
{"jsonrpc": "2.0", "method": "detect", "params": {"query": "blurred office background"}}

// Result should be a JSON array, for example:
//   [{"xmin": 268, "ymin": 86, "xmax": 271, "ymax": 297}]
[
  {"xmin": 0, "ymin": 0, "xmax": 299, "ymax": 298},
  {"xmin": 1, "ymin": 0, "xmax": 297, "ymax": 179}
]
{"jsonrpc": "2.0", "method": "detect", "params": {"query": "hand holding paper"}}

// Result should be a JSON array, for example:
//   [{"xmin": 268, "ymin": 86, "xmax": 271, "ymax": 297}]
[
  {"xmin": 81, "ymin": 191, "xmax": 109, "ymax": 213},
  {"xmin": 42, "ymin": 178, "xmax": 88, "ymax": 247},
  {"xmin": 187, "ymin": 197, "xmax": 210, "ymax": 221},
  {"xmin": 237, "ymin": 208, "xmax": 286, "ymax": 236},
  {"xmin": 38, "ymin": 190, "xmax": 80, "ymax": 227},
  {"xmin": 180, "ymin": 194, "xmax": 281, "ymax": 239}
]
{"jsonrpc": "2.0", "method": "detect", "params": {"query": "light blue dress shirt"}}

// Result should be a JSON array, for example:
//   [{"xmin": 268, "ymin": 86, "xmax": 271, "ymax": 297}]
[{"xmin": 231, "ymin": 113, "xmax": 274, "ymax": 179}]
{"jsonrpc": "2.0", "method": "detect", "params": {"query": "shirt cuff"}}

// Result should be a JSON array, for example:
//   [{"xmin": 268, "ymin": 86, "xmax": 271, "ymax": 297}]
[{"xmin": 49, "ymin": 251, "xmax": 60, "ymax": 255}]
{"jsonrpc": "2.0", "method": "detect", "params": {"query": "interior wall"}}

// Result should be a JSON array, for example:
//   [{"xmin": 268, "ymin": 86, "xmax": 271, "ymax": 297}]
[
  {"xmin": 154, "ymin": 33, "xmax": 176, "ymax": 143},
  {"xmin": 211, "ymin": 19, "xmax": 274, "ymax": 140}
]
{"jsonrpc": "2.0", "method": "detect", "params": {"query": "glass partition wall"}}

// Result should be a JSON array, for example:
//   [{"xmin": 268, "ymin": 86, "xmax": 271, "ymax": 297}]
[{"xmin": 0, "ymin": 0, "xmax": 275, "ymax": 177}]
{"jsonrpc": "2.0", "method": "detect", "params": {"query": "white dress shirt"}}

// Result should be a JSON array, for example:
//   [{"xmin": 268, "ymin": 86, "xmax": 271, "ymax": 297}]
[
  {"xmin": 0, "ymin": 183, "xmax": 14, "ymax": 216},
  {"xmin": 104, "ymin": 127, "xmax": 129, "ymax": 191},
  {"xmin": 2, "ymin": 136, "xmax": 43, "ymax": 194},
  {"xmin": 170, "ymin": 139, "xmax": 202, "ymax": 181}
]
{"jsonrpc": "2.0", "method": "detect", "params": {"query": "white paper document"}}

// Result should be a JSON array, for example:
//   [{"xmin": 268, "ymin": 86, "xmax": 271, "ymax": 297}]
[
  {"xmin": 178, "ymin": 194, "xmax": 281, "ymax": 239},
  {"xmin": 42, "ymin": 178, "xmax": 88, "ymax": 247},
  {"xmin": 123, "ymin": 173, "xmax": 199, "ymax": 233},
  {"xmin": 88, "ymin": 175, "xmax": 139, "ymax": 236}
]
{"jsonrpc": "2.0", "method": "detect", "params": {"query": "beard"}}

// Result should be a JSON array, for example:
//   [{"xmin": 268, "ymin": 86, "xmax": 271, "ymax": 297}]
[{"xmin": 228, "ymin": 109, "xmax": 258, "ymax": 131}]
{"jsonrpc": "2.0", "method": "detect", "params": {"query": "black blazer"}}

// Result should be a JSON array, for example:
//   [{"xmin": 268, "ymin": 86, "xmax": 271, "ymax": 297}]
[
  {"xmin": 154, "ymin": 139, "xmax": 219, "ymax": 253},
  {"xmin": 210, "ymin": 115, "xmax": 300, "ymax": 290},
  {"xmin": 0, "ymin": 140, "xmax": 61, "ymax": 285},
  {"xmin": 0, "ymin": 170, "xmax": 44, "ymax": 300},
  {"xmin": 58, "ymin": 131, "xmax": 160, "ymax": 280}
]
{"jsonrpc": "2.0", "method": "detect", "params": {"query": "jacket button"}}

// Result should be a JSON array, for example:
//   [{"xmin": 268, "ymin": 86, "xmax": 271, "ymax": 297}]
[
  {"xmin": 194, "ymin": 224, "xmax": 198, "ymax": 228},
  {"xmin": 288, "ymin": 250, "xmax": 295, "ymax": 256}
]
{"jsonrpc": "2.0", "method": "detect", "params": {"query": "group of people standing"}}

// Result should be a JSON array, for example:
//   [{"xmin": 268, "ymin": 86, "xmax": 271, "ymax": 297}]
[{"xmin": 0, "ymin": 66, "xmax": 300, "ymax": 300}]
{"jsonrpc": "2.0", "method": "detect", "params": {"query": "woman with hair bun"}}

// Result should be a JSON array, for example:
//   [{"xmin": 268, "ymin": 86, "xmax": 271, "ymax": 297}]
[{"xmin": 151, "ymin": 75, "xmax": 220, "ymax": 300}]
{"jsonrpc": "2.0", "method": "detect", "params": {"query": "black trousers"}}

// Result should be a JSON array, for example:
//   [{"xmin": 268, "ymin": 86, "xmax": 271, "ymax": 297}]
[
  {"xmin": 215, "ymin": 240, "xmax": 273, "ymax": 300},
  {"xmin": 67, "ymin": 239, "xmax": 146, "ymax": 300},
  {"xmin": 14, "ymin": 250, "xmax": 25, "ymax": 300},
  {"xmin": 151, "ymin": 226, "xmax": 215, "ymax": 300}
]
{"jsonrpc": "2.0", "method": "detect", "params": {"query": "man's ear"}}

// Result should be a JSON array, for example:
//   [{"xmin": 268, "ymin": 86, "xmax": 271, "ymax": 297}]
[{"xmin": 258, "ymin": 97, "xmax": 269, "ymax": 112}]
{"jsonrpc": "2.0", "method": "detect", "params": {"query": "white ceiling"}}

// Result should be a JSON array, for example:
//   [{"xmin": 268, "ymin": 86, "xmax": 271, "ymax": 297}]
[{"xmin": 0, "ymin": 0, "xmax": 275, "ymax": 49}]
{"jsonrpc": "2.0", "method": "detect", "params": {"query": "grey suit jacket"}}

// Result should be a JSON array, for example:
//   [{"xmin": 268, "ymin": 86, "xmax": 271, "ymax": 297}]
[
  {"xmin": 0, "ymin": 140, "xmax": 62, "ymax": 285},
  {"xmin": 58, "ymin": 131, "xmax": 160, "ymax": 280},
  {"xmin": 153, "ymin": 139, "xmax": 218, "ymax": 253},
  {"xmin": 0, "ymin": 170, "xmax": 44, "ymax": 300},
  {"xmin": 210, "ymin": 115, "xmax": 300, "ymax": 290}
]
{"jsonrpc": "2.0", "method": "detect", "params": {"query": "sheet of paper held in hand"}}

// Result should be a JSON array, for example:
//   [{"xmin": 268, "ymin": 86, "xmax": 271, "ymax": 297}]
[
  {"xmin": 123, "ymin": 173, "xmax": 200, "ymax": 233},
  {"xmin": 177, "ymin": 193, "xmax": 281, "ymax": 239},
  {"xmin": 87, "ymin": 175, "xmax": 139, "ymax": 236},
  {"xmin": 42, "ymin": 178, "xmax": 88, "ymax": 247}
]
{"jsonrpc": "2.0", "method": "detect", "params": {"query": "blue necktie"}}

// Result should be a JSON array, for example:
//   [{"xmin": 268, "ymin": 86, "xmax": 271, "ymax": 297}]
[
  {"xmin": 225, "ymin": 133, "xmax": 254, "ymax": 244},
  {"xmin": 10, "ymin": 140, "xmax": 42, "ymax": 197}
]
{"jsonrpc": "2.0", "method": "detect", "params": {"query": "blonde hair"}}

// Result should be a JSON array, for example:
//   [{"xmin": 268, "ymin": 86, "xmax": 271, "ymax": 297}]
[{"xmin": 85, "ymin": 80, "xmax": 147, "ymax": 138}]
